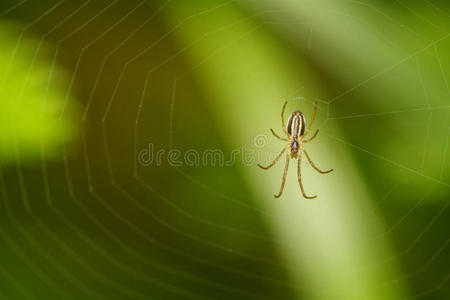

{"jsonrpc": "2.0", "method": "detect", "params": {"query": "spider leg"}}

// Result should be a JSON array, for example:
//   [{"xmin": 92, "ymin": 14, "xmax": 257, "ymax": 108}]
[
  {"xmin": 274, "ymin": 153, "xmax": 290, "ymax": 198},
  {"xmin": 302, "ymin": 129, "xmax": 319, "ymax": 143},
  {"xmin": 270, "ymin": 129, "xmax": 288, "ymax": 141},
  {"xmin": 258, "ymin": 147, "xmax": 287, "ymax": 170},
  {"xmin": 298, "ymin": 154, "xmax": 317, "ymax": 199},
  {"xmin": 281, "ymin": 101, "xmax": 288, "ymax": 135},
  {"xmin": 303, "ymin": 102, "xmax": 317, "ymax": 136},
  {"xmin": 303, "ymin": 149, "xmax": 333, "ymax": 174}
]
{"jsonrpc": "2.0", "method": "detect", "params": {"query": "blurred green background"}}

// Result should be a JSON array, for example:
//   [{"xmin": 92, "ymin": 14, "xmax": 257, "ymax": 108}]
[{"xmin": 0, "ymin": 0, "xmax": 449, "ymax": 299}]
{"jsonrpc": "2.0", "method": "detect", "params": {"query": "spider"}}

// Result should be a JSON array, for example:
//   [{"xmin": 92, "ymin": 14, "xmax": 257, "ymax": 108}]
[{"xmin": 257, "ymin": 101, "xmax": 333, "ymax": 199}]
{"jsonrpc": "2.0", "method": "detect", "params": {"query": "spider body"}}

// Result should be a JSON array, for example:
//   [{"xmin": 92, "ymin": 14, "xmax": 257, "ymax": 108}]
[
  {"xmin": 287, "ymin": 111, "xmax": 305, "ymax": 158},
  {"xmin": 258, "ymin": 102, "xmax": 333, "ymax": 199}
]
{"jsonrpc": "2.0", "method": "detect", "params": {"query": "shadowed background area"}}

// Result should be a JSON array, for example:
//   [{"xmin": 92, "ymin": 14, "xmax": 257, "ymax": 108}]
[{"xmin": 0, "ymin": 0, "xmax": 449, "ymax": 299}]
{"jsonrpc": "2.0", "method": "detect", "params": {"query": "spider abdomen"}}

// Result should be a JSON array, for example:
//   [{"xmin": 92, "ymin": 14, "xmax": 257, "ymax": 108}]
[{"xmin": 286, "ymin": 111, "xmax": 306, "ymax": 138}]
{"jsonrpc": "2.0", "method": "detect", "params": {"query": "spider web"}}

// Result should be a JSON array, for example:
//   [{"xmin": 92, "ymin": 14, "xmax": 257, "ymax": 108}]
[{"xmin": 0, "ymin": 0, "xmax": 449, "ymax": 299}]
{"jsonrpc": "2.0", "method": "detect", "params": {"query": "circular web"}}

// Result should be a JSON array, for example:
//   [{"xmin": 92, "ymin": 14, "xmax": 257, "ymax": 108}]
[{"xmin": 0, "ymin": 1, "xmax": 448, "ymax": 299}]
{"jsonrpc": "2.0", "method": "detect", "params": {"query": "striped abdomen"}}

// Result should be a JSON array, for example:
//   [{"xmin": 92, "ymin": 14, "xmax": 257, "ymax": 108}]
[{"xmin": 287, "ymin": 111, "xmax": 306, "ymax": 138}]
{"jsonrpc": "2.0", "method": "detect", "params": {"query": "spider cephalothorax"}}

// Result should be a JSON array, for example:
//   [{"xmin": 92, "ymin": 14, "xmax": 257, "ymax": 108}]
[{"xmin": 258, "ymin": 101, "xmax": 333, "ymax": 199}]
